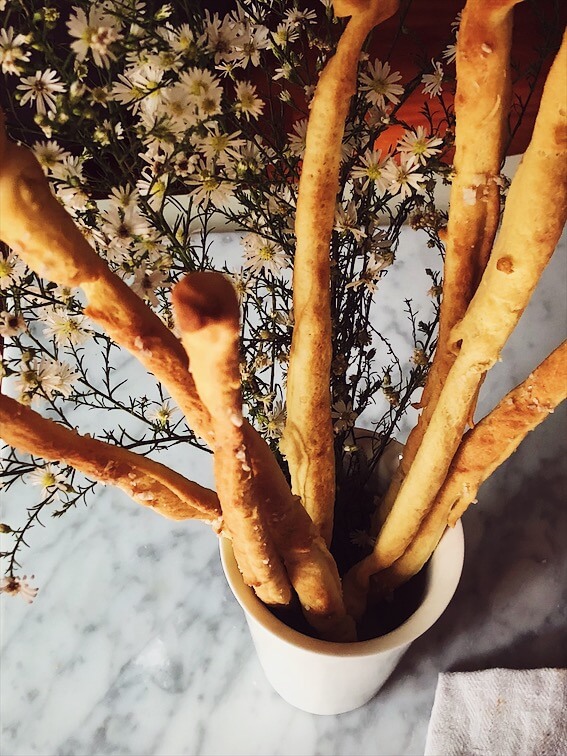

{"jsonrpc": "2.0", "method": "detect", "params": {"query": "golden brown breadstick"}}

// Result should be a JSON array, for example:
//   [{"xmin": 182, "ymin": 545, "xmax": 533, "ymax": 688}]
[
  {"xmin": 333, "ymin": 0, "xmax": 372, "ymax": 17},
  {"xmin": 0, "ymin": 135, "xmax": 213, "ymax": 444},
  {"xmin": 173, "ymin": 273, "xmax": 293, "ymax": 606},
  {"xmin": 174, "ymin": 273, "xmax": 356, "ymax": 638},
  {"xmin": 373, "ymin": 340, "xmax": 567, "ymax": 594},
  {"xmin": 281, "ymin": 0, "xmax": 399, "ymax": 546},
  {"xmin": 377, "ymin": 0, "xmax": 521, "ymax": 526},
  {"xmin": 0, "ymin": 393, "xmax": 222, "ymax": 523},
  {"xmin": 345, "ymin": 32, "xmax": 567, "ymax": 618}
]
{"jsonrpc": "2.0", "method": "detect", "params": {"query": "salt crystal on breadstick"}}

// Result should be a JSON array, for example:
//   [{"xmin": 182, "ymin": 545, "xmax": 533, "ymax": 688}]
[
  {"xmin": 377, "ymin": 0, "xmax": 521, "ymax": 525},
  {"xmin": 373, "ymin": 340, "xmax": 567, "ymax": 594},
  {"xmin": 345, "ymin": 32, "xmax": 567, "ymax": 618},
  {"xmin": 0, "ymin": 393, "xmax": 222, "ymax": 524},
  {"xmin": 281, "ymin": 0, "xmax": 399, "ymax": 546},
  {"xmin": 173, "ymin": 272, "xmax": 293, "ymax": 606},
  {"xmin": 0, "ymin": 135, "xmax": 213, "ymax": 445}
]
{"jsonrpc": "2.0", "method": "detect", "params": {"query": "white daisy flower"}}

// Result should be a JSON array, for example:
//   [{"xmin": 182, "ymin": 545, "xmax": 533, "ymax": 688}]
[
  {"xmin": 242, "ymin": 234, "xmax": 290, "ymax": 276},
  {"xmin": 0, "ymin": 27, "xmax": 31, "ymax": 75},
  {"xmin": 397, "ymin": 126, "xmax": 443, "ymax": 165},
  {"xmin": 383, "ymin": 155, "xmax": 425, "ymax": 199},
  {"xmin": 0, "ymin": 575, "xmax": 39, "ymax": 604},
  {"xmin": 334, "ymin": 201, "xmax": 366, "ymax": 242},
  {"xmin": 136, "ymin": 168, "xmax": 169, "ymax": 211},
  {"xmin": 50, "ymin": 155, "xmax": 84, "ymax": 184},
  {"xmin": 31, "ymin": 140, "xmax": 71, "ymax": 172},
  {"xmin": 359, "ymin": 60, "xmax": 403, "ymax": 109},
  {"xmin": 38, "ymin": 358, "xmax": 79, "ymax": 398},
  {"xmin": 0, "ymin": 311, "xmax": 26, "ymax": 337},
  {"xmin": 0, "ymin": 253, "xmax": 27, "ymax": 290},
  {"xmin": 15, "ymin": 357, "xmax": 78, "ymax": 402},
  {"xmin": 258, "ymin": 401, "xmax": 286, "ymax": 439},
  {"xmin": 56, "ymin": 184, "xmax": 89, "ymax": 213},
  {"xmin": 102, "ymin": 204, "xmax": 149, "ymax": 247},
  {"xmin": 147, "ymin": 399, "xmax": 178, "ymax": 427},
  {"xmin": 42, "ymin": 307, "xmax": 90, "ymax": 347},
  {"xmin": 160, "ymin": 83, "xmax": 198, "ymax": 132},
  {"xmin": 284, "ymin": 7, "xmax": 317, "ymax": 25},
  {"xmin": 234, "ymin": 81, "xmax": 264, "ymax": 121},
  {"xmin": 346, "ymin": 251, "xmax": 391, "ymax": 294},
  {"xmin": 66, "ymin": 5, "xmax": 122, "ymax": 68},
  {"xmin": 200, "ymin": 126, "xmax": 244, "ymax": 165},
  {"xmin": 17, "ymin": 69, "xmax": 66, "ymax": 115},
  {"xmin": 350, "ymin": 149, "xmax": 392, "ymax": 194},
  {"xmin": 172, "ymin": 151, "xmax": 199, "ymax": 177},
  {"xmin": 202, "ymin": 11, "xmax": 240, "ymax": 64},
  {"xmin": 180, "ymin": 66, "xmax": 221, "ymax": 99},
  {"xmin": 108, "ymin": 185, "xmax": 139, "ymax": 209},
  {"xmin": 271, "ymin": 23, "xmax": 300, "ymax": 48},
  {"xmin": 110, "ymin": 71, "xmax": 145, "ymax": 113},
  {"xmin": 28, "ymin": 463, "xmax": 68, "ymax": 496},
  {"xmin": 195, "ymin": 86, "xmax": 223, "ymax": 120},
  {"xmin": 230, "ymin": 268, "xmax": 255, "ymax": 303},
  {"xmin": 186, "ymin": 160, "xmax": 234, "ymax": 208},
  {"xmin": 230, "ymin": 24, "xmax": 270, "ymax": 67},
  {"xmin": 443, "ymin": 43, "xmax": 457, "ymax": 64},
  {"xmin": 287, "ymin": 119, "xmax": 308, "ymax": 157},
  {"xmin": 421, "ymin": 61, "xmax": 444, "ymax": 98},
  {"xmin": 131, "ymin": 268, "xmax": 169, "ymax": 308},
  {"xmin": 273, "ymin": 61, "xmax": 293, "ymax": 80},
  {"xmin": 170, "ymin": 23, "xmax": 198, "ymax": 56}
]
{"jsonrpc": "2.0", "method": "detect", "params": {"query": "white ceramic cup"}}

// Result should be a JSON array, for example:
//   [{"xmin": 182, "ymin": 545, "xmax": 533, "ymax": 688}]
[{"xmin": 220, "ymin": 519, "xmax": 464, "ymax": 715}]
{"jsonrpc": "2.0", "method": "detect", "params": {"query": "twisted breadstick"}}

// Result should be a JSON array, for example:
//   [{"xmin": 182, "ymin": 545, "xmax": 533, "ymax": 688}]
[
  {"xmin": 172, "ymin": 273, "xmax": 292, "ymax": 606},
  {"xmin": 281, "ymin": 0, "xmax": 399, "ymax": 545},
  {"xmin": 345, "ymin": 32, "xmax": 567, "ymax": 618},
  {"xmin": 373, "ymin": 340, "xmax": 567, "ymax": 594},
  {"xmin": 378, "ymin": 0, "xmax": 521, "ymax": 525},
  {"xmin": 0, "ymin": 393, "xmax": 221, "ymax": 524}
]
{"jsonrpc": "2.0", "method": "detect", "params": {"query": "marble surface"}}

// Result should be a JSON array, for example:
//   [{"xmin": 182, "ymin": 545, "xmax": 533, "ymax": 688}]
[{"xmin": 1, "ymin": 228, "xmax": 566, "ymax": 756}]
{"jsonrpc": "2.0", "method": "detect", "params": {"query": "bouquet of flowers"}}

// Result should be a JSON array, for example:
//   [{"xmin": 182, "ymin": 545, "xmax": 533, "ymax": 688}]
[{"xmin": 0, "ymin": 0, "xmax": 565, "ymax": 641}]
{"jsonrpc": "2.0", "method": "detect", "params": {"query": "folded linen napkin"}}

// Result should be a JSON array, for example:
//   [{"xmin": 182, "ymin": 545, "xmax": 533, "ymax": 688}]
[{"xmin": 424, "ymin": 668, "xmax": 567, "ymax": 756}]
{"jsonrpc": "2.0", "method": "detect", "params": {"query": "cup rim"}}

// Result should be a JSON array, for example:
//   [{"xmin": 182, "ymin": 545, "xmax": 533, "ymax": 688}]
[{"xmin": 220, "ymin": 519, "xmax": 464, "ymax": 658}]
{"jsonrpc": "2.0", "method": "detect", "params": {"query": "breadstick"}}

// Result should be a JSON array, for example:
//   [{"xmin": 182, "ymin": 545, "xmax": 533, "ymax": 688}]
[
  {"xmin": 373, "ymin": 340, "xmax": 567, "ymax": 594},
  {"xmin": 0, "ymin": 393, "xmax": 222, "ymax": 524},
  {"xmin": 333, "ymin": 0, "xmax": 372, "ymax": 17},
  {"xmin": 345, "ymin": 32, "xmax": 567, "ymax": 618},
  {"xmin": 377, "ymin": 0, "xmax": 520, "ymax": 526},
  {"xmin": 174, "ymin": 273, "xmax": 356, "ymax": 638},
  {"xmin": 281, "ymin": 0, "xmax": 399, "ymax": 545},
  {"xmin": 172, "ymin": 272, "xmax": 293, "ymax": 606},
  {"xmin": 0, "ymin": 134, "xmax": 215, "ymax": 444}
]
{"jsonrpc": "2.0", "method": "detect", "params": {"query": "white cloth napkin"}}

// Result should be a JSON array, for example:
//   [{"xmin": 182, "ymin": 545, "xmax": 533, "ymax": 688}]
[{"xmin": 424, "ymin": 668, "xmax": 567, "ymax": 756}]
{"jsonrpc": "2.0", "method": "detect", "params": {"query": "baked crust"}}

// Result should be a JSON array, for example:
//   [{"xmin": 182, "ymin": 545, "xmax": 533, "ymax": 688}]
[
  {"xmin": 378, "ymin": 0, "xmax": 521, "ymax": 525},
  {"xmin": 281, "ymin": 0, "xmax": 399, "ymax": 545},
  {"xmin": 345, "ymin": 31, "xmax": 567, "ymax": 619},
  {"xmin": 173, "ymin": 273, "xmax": 293, "ymax": 606},
  {"xmin": 374, "ymin": 340, "xmax": 567, "ymax": 593},
  {"xmin": 0, "ymin": 394, "xmax": 222, "ymax": 523}
]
